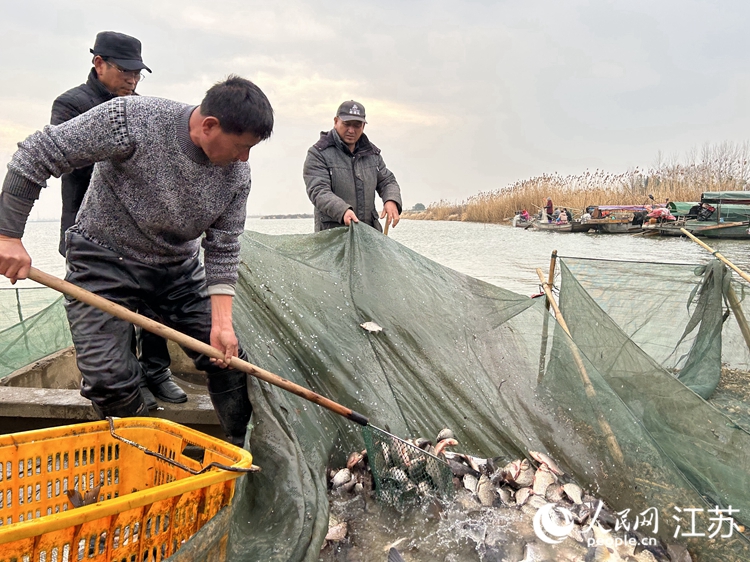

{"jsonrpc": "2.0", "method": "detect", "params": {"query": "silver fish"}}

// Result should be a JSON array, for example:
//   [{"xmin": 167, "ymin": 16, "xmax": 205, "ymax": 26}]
[
  {"xmin": 463, "ymin": 473, "xmax": 478, "ymax": 494},
  {"xmin": 529, "ymin": 450, "xmax": 565, "ymax": 475},
  {"xmin": 384, "ymin": 467, "xmax": 408, "ymax": 484},
  {"xmin": 476, "ymin": 475, "xmax": 496, "ymax": 507},
  {"xmin": 331, "ymin": 468, "xmax": 352, "ymax": 488},
  {"xmin": 562, "ymin": 482, "xmax": 583, "ymax": 504},
  {"xmin": 496, "ymin": 486, "xmax": 512, "ymax": 505},
  {"xmin": 414, "ymin": 437, "xmax": 432, "ymax": 449},
  {"xmin": 325, "ymin": 521, "xmax": 348, "ymax": 542},
  {"xmin": 360, "ymin": 321, "xmax": 383, "ymax": 333},
  {"xmin": 545, "ymin": 484, "xmax": 565, "ymax": 503},
  {"xmin": 527, "ymin": 494, "xmax": 548, "ymax": 509},
  {"xmin": 501, "ymin": 459, "xmax": 523, "ymax": 482},
  {"xmin": 346, "ymin": 450, "xmax": 366, "ymax": 470},
  {"xmin": 515, "ymin": 486, "xmax": 532, "ymax": 506},
  {"xmin": 532, "ymin": 464, "xmax": 557, "ymax": 495},
  {"xmin": 515, "ymin": 460, "xmax": 536, "ymax": 488},
  {"xmin": 446, "ymin": 457, "xmax": 481, "ymax": 478},
  {"xmin": 436, "ymin": 427, "xmax": 454, "ymax": 442}
]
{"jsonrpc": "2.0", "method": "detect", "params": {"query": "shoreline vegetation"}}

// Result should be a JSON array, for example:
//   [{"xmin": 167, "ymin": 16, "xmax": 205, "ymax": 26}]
[
  {"xmin": 405, "ymin": 142, "xmax": 750, "ymax": 223},
  {"xmin": 260, "ymin": 213, "xmax": 313, "ymax": 220}
]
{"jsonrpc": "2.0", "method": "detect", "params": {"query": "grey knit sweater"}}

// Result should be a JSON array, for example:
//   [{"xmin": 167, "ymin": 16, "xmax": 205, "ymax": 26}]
[{"xmin": 0, "ymin": 96, "xmax": 252, "ymax": 291}]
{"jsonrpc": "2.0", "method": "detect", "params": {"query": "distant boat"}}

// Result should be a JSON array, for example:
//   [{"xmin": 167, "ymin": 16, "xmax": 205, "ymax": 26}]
[
  {"xmin": 642, "ymin": 192, "xmax": 750, "ymax": 239},
  {"xmin": 582, "ymin": 205, "xmax": 649, "ymax": 234},
  {"xmin": 570, "ymin": 220, "xmax": 594, "ymax": 233},
  {"xmin": 532, "ymin": 221, "xmax": 573, "ymax": 233}
]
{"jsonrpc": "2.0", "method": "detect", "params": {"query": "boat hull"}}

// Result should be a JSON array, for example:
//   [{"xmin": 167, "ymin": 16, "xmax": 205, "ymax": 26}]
[
  {"xmin": 532, "ymin": 222, "xmax": 573, "ymax": 232},
  {"xmin": 642, "ymin": 220, "xmax": 750, "ymax": 239},
  {"xmin": 0, "ymin": 345, "xmax": 223, "ymax": 437}
]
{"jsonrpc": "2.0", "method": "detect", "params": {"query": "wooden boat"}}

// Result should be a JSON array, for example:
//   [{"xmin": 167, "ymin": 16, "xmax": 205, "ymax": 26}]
[
  {"xmin": 532, "ymin": 221, "xmax": 573, "ymax": 232},
  {"xmin": 583, "ymin": 205, "xmax": 649, "ymax": 234},
  {"xmin": 0, "ymin": 343, "xmax": 223, "ymax": 437},
  {"xmin": 641, "ymin": 192, "xmax": 750, "ymax": 239},
  {"xmin": 570, "ymin": 220, "xmax": 594, "ymax": 233},
  {"xmin": 511, "ymin": 216, "xmax": 534, "ymax": 228}
]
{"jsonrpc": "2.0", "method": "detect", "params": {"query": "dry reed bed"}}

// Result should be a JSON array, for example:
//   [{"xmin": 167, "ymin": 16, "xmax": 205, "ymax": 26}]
[{"xmin": 408, "ymin": 143, "xmax": 750, "ymax": 223}]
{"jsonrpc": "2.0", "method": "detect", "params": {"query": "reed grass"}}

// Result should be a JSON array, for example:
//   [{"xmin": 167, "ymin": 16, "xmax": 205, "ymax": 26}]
[{"xmin": 407, "ymin": 142, "xmax": 750, "ymax": 222}]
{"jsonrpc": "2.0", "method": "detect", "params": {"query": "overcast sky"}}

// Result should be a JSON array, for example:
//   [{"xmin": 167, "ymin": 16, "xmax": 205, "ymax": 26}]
[{"xmin": 2, "ymin": 0, "xmax": 749, "ymax": 219}]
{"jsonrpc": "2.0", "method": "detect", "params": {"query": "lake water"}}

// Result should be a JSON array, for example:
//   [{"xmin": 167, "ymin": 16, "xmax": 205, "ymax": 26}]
[{"xmin": 2, "ymin": 217, "xmax": 748, "ymax": 294}]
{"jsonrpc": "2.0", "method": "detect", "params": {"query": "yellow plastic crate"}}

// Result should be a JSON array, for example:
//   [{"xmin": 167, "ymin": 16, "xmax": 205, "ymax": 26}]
[{"xmin": 0, "ymin": 418, "xmax": 253, "ymax": 562}]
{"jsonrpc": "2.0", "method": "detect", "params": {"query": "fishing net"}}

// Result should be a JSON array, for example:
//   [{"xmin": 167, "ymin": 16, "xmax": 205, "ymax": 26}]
[
  {"xmin": 0, "ymin": 288, "xmax": 71, "ymax": 379},
  {"xmin": 361, "ymin": 424, "xmax": 455, "ymax": 507},
  {"xmin": 3, "ymin": 225, "xmax": 750, "ymax": 561}
]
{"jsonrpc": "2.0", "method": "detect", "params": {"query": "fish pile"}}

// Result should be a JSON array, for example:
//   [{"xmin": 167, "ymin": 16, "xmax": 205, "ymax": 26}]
[{"xmin": 324, "ymin": 428, "xmax": 689, "ymax": 562}]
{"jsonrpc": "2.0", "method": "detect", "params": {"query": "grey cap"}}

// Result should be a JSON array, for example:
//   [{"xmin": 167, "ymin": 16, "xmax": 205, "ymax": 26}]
[
  {"xmin": 90, "ymin": 31, "xmax": 152, "ymax": 73},
  {"xmin": 336, "ymin": 100, "xmax": 366, "ymax": 122}
]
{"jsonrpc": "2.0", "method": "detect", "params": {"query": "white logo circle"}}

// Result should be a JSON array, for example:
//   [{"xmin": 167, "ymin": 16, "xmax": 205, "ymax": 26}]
[{"xmin": 533, "ymin": 503, "xmax": 576, "ymax": 544}]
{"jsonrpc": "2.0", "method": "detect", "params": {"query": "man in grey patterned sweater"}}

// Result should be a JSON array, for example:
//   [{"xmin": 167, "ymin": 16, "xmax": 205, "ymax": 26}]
[{"xmin": 0, "ymin": 76, "xmax": 273, "ymax": 446}]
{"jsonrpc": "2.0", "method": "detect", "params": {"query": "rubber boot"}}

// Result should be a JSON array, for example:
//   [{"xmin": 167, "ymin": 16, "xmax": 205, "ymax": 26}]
[
  {"xmin": 91, "ymin": 388, "xmax": 150, "ymax": 419},
  {"xmin": 207, "ymin": 371, "xmax": 252, "ymax": 448}
]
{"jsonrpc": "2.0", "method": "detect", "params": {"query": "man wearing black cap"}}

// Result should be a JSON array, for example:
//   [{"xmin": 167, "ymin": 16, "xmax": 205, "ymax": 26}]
[
  {"xmin": 50, "ymin": 31, "xmax": 187, "ymax": 409},
  {"xmin": 52, "ymin": 31, "xmax": 152, "ymax": 255},
  {"xmin": 304, "ymin": 100, "xmax": 402, "ymax": 232}
]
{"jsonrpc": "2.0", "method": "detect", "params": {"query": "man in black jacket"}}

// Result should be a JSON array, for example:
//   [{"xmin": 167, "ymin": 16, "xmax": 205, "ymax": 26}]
[{"xmin": 51, "ymin": 31, "xmax": 187, "ymax": 408}]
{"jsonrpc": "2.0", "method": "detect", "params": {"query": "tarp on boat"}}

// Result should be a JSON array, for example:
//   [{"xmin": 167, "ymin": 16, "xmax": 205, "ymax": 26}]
[
  {"xmin": 702, "ymin": 191, "xmax": 750, "ymax": 205},
  {"xmin": 2, "ymin": 225, "xmax": 750, "ymax": 561}
]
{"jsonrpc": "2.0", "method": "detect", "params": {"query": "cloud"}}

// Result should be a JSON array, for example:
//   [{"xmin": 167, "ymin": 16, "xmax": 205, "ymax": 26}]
[{"xmin": 2, "ymin": 0, "xmax": 750, "ymax": 217}]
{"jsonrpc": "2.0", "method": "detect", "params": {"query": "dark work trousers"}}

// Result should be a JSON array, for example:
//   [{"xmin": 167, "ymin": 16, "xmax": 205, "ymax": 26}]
[
  {"xmin": 64, "ymin": 231, "xmax": 252, "ymax": 444},
  {"xmin": 63, "ymin": 225, "xmax": 172, "ymax": 389},
  {"xmin": 135, "ymin": 316, "xmax": 172, "ymax": 386}
]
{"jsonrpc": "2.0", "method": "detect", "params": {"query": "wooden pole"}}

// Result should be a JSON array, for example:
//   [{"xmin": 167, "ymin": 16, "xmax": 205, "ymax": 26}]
[
  {"xmin": 27, "ymin": 267, "xmax": 370, "ymax": 426},
  {"xmin": 536, "ymin": 268, "xmax": 625, "ymax": 464},
  {"xmin": 680, "ymin": 228, "xmax": 750, "ymax": 354},
  {"xmin": 727, "ymin": 285, "xmax": 750, "ymax": 355},
  {"xmin": 680, "ymin": 228, "xmax": 750, "ymax": 284},
  {"xmin": 546, "ymin": 251, "xmax": 557, "ymax": 311}
]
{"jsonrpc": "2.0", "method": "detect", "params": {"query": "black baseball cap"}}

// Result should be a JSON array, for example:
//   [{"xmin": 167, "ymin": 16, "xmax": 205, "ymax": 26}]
[
  {"xmin": 90, "ymin": 31, "xmax": 152, "ymax": 73},
  {"xmin": 336, "ymin": 100, "xmax": 366, "ymax": 123}
]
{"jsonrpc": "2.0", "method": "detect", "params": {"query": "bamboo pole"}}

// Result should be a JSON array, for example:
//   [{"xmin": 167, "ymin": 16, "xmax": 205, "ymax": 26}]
[
  {"xmin": 27, "ymin": 267, "xmax": 371, "ymax": 426},
  {"xmin": 536, "ymin": 268, "xmax": 624, "ymax": 465},
  {"xmin": 680, "ymin": 228, "xmax": 750, "ymax": 353},
  {"xmin": 546, "ymin": 250, "xmax": 557, "ymax": 311},
  {"xmin": 727, "ymin": 285, "xmax": 750, "ymax": 355},
  {"xmin": 680, "ymin": 228, "xmax": 750, "ymax": 284}
]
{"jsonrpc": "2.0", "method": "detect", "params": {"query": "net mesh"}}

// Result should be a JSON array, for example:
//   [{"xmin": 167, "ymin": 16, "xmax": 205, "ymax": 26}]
[
  {"xmin": 0, "ymin": 288, "xmax": 71, "ymax": 379},
  {"xmin": 361, "ymin": 424, "xmax": 454, "ymax": 507},
  {"xmin": 2, "ymin": 226, "xmax": 750, "ymax": 562}
]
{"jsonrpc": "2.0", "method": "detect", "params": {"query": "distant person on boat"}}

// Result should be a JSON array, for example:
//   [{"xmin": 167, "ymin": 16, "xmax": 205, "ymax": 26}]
[
  {"xmin": 564, "ymin": 208, "xmax": 573, "ymax": 222},
  {"xmin": 521, "ymin": 209, "xmax": 530, "ymax": 222},
  {"xmin": 0, "ymin": 76, "xmax": 273, "ymax": 447},
  {"xmin": 304, "ymin": 100, "xmax": 402, "ymax": 232},
  {"xmin": 556, "ymin": 210, "xmax": 568, "ymax": 224},
  {"xmin": 49, "ymin": 31, "xmax": 185, "ymax": 410},
  {"xmin": 545, "ymin": 197, "xmax": 553, "ymax": 222}
]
